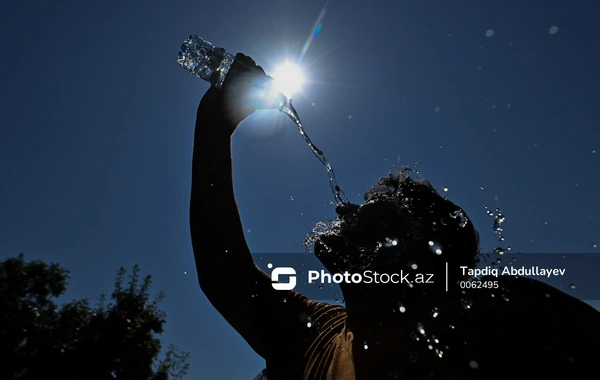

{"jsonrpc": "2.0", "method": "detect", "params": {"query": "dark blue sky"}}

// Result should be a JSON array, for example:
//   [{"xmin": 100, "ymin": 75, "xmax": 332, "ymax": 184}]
[{"xmin": 1, "ymin": 0, "xmax": 599, "ymax": 379}]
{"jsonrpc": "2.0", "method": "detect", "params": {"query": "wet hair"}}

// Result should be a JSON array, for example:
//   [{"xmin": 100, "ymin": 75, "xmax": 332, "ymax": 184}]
[{"xmin": 308, "ymin": 168, "xmax": 481, "ymax": 279}]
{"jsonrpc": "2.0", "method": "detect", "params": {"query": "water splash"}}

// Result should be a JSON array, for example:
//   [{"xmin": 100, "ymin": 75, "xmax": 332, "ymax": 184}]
[
  {"xmin": 493, "ymin": 208, "xmax": 506, "ymax": 242},
  {"xmin": 304, "ymin": 220, "xmax": 337, "ymax": 252},
  {"xmin": 282, "ymin": 102, "xmax": 349, "ymax": 206},
  {"xmin": 450, "ymin": 209, "xmax": 469, "ymax": 227}
]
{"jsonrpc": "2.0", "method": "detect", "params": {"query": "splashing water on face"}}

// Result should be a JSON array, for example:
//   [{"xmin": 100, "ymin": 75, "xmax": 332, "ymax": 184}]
[{"xmin": 450, "ymin": 209, "xmax": 469, "ymax": 227}]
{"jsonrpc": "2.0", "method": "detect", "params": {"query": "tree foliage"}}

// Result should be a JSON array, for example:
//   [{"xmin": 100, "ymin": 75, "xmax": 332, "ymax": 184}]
[{"xmin": 0, "ymin": 254, "xmax": 189, "ymax": 380}]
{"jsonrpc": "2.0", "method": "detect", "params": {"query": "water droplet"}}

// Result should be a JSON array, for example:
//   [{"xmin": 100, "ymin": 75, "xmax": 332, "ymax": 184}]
[
  {"xmin": 569, "ymin": 283, "xmax": 576, "ymax": 289},
  {"xmin": 449, "ymin": 324, "xmax": 455, "ymax": 329},
  {"xmin": 428, "ymin": 345, "xmax": 433, "ymax": 350},
  {"xmin": 383, "ymin": 237, "xmax": 398, "ymax": 247},
  {"xmin": 411, "ymin": 263, "xmax": 418, "ymax": 270},
  {"xmin": 267, "ymin": 263, "xmax": 273, "ymax": 269},
  {"xmin": 443, "ymin": 186, "xmax": 448, "ymax": 192},
  {"xmin": 431, "ymin": 308, "xmax": 439, "ymax": 318},
  {"xmin": 318, "ymin": 284, "xmax": 323, "ymax": 289},
  {"xmin": 348, "ymin": 115, "xmax": 352, "ymax": 119},
  {"xmin": 363, "ymin": 341, "xmax": 368, "ymax": 349},
  {"xmin": 428, "ymin": 241, "xmax": 434, "ymax": 246},
  {"xmin": 485, "ymin": 29, "xmax": 494, "ymax": 37},
  {"xmin": 307, "ymin": 322, "xmax": 312, "ymax": 327},
  {"xmin": 290, "ymin": 196, "xmax": 294, "ymax": 201},
  {"xmin": 506, "ymin": 104, "xmax": 511, "ymax": 108},
  {"xmin": 592, "ymin": 243, "xmax": 597, "ymax": 248},
  {"xmin": 493, "ymin": 212, "xmax": 505, "ymax": 231},
  {"xmin": 494, "ymin": 247, "xmax": 505, "ymax": 256},
  {"xmin": 502, "ymin": 295, "xmax": 510, "ymax": 302},
  {"xmin": 435, "ymin": 248, "xmax": 442, "ymax": 255},
  {"xmin": 461, "ymin": 298, "xmax": 473, "ymax": 310},
  {"xmin": 183, "ymin": 271, "xmax": 187, "ymax": 275},
  {"xmin": 283, "ymin": 298, "xmax": 287, "ymax": 303},
  {"xmin": 549, "ymin": 26, "xmax": 559, "ymax": 35},
  {"xmin": 545, "ymin": 293, "xmax": 550, "ymax": 298},
  {"xmin": 469, "ymin": 360, "xmax": 479, "ymax": 369},
  {"xmin": 435, "ymin": 107, "xmax": 441, "ymax": 113},
  {"xmin": 398, "ymin": 302, "xmax": 407, "ymax": 313}
]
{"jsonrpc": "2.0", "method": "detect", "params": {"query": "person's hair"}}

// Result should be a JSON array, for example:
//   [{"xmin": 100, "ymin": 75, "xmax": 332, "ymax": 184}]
[{"xmin": 308, "ymin": 168, "xmax": 481, "ymax": 279}]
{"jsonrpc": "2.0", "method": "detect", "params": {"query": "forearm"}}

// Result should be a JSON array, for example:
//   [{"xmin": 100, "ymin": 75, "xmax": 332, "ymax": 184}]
[{"xmin": 190, "ymin": 102, "xmax": 256, "ymax": 287}]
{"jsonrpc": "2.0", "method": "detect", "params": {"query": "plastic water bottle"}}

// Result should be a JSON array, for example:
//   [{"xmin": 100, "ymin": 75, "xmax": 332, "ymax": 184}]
[{"xmin": 177, "ymin": 35, "xmax": 287, "ymax": 111}]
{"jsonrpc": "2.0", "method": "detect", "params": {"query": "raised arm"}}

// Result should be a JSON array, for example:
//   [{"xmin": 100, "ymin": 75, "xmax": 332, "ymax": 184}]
[
  {"xmin": 190, "ymin": 73, "xmax": 267, "ymax": 359},
  {"xmin": 189, "ymin": 55, "xmax": 323, "ymax": 360}
]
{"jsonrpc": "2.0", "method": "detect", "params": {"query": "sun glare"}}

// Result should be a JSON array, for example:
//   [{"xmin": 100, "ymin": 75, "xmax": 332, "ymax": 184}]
[{"xmin": 272, "ymin": 62, "xmax": 304, "ymax": 98}]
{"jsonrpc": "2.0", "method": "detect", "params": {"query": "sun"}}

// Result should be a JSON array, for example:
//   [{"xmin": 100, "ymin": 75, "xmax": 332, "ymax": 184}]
[{"xmin": 271, "ymin": 61, "xmax": 305, "ymax": 98}]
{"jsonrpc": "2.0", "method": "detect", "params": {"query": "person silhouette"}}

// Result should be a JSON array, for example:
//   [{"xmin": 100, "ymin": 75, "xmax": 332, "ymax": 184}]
[{"xmin": 191, "ymin": 53, "xmax": 600, "ymax": 379}]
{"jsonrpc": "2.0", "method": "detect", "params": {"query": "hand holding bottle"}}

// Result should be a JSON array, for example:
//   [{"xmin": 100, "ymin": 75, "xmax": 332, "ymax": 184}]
[{"xmin": 199, "ymin": 53, "xmax": 286, "ymax": 131}]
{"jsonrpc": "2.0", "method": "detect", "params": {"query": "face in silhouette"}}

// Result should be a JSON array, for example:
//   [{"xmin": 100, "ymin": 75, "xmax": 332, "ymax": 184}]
[{"xmin": 313, "ymin": 171, "xmax": 480, "ymax": 292}]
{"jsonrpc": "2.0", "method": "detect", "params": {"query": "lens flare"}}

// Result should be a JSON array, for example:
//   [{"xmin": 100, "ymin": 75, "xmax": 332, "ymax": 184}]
[
  {"xmin": 297, "ymin": 1, "xmax": 328, "ymax": 64},
  {"xmin": 272, "ymin": 62, "xmax": 305, "ymax": 98}
]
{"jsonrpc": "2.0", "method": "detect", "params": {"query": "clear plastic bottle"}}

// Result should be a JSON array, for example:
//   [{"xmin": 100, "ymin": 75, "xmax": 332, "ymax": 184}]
[{"xmin": 177, "ymin": 35, "xmax": 288, "ymax": 111}]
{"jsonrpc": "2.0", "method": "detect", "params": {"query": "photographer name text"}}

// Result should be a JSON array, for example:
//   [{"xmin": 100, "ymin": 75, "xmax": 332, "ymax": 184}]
[{"xmin": 461, "ymin": 265, "xmax": 566, "ymax": 278}]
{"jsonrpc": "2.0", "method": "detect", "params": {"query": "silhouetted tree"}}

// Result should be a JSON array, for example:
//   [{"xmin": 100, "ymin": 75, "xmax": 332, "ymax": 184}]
[{"xmin": 0, "ymin": 254, "xmax": 189, "ymax": 380}]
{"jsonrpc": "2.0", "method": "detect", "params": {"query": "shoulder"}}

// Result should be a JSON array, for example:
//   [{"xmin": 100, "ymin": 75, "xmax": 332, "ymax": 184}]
[
  {"xmin": 453, "ymin": 275, "xmax": 600, "ymax": 375},
  {"xmin": 473, "ymin": 274, "xmax": 600, "ymax": 325}
]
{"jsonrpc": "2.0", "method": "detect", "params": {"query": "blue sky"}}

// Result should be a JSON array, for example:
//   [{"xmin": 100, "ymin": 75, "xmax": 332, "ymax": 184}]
[{"xmin": 1, "ymin": 0, "xmax": 599, "ymax": 379}]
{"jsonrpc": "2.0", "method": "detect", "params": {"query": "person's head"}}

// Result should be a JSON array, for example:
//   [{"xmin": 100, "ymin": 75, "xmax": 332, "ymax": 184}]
[{"xmin": 309, "ymin": 168, "xmax": 481, "ymax": 298}]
